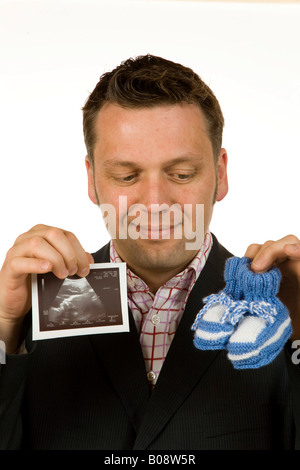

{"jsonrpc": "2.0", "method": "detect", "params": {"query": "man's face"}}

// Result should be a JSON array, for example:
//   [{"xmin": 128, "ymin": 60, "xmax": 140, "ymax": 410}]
[{"xmin": 86, "ymin": 102, "xmax": 228, "ymax": 279}]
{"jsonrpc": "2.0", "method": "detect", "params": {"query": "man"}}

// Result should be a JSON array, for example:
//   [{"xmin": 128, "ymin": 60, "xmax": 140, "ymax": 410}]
[{"xmin": 0, "ymin": 55, "xmax": 299, "ymax": 450}]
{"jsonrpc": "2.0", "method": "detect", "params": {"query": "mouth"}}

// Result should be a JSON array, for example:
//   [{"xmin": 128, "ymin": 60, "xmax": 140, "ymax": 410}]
[{"xmin": 130, "ymin": 223, "xmax": 182, "ymax": 239}]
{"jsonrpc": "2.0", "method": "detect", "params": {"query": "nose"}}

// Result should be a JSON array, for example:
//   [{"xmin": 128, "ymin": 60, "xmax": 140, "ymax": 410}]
[{"xmin": 138, "ymin": 174, "xmax": 171, "ymax": 211}]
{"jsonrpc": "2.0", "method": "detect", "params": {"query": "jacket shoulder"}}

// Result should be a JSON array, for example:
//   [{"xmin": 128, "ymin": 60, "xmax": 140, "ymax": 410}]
[{"xmin": 92, "ymin": 242, "xmax": 111, "ymax": 263}]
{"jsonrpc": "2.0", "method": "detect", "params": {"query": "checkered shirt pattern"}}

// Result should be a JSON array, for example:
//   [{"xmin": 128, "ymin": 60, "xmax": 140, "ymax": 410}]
[{"xmin": 110, "ymin": 232, "xmax": 213, "ymax": 386}]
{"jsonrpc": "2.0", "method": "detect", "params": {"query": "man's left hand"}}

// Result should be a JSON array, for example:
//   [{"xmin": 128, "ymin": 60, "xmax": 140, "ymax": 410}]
[{"xmin": 245, "ymin": 235, "xmax": 300, "ymax": 340}]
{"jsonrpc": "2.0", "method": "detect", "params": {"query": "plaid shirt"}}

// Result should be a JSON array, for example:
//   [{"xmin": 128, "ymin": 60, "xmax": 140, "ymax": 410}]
[{"xmin": 110, "ymin": 233, "xmax": 212, "ymax": 387}]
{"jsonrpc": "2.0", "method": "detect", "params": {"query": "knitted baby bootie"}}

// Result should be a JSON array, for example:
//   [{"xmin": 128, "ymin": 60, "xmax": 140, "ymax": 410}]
[
  {"xmin": 192, "ymin": 257, "xmax": 249, "ymax": 350},
  {"xmin": 226, "ymin": 263, "xmax": 292, "ymax": 369}
]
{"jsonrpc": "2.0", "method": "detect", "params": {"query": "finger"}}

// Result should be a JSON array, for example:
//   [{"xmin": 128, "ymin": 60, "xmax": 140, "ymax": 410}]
[
  {"xmin": 17, "ymin": 226, "xmax": 91, "ymax": 278},
  {"xmin": 245, "ymin": 243, "xmax": 263, "ymax": 259},
  {"xmin": 284, "ymin": 242, "xmax": 300, "ymax": 259},
  {"xmin": 86, "ymin": 252, "xmax": 95, "ymax": 265},
  {"xmin": 39, "ymin": 227, "xmax": 93, "ymax": 277},
  {"xmin": 244, "ymin": 241, "xmax": 274, "ymax": 265},
  {"xmin": 250, "ymin": 235, "xmax": 299, "ymax": 273},
  {"xmin": 40, "ymin": 227, "xmax": 82, "ymax": 276},
  {"xmin": 12, "ymin": 236, "xmax": 70, "ymax": 279},
  {"xmin": 9, "ymin": 257, "xmax": 52, "ymax": 279},
  {"xmin": 62, "ymin": 231, "xmax": 92, "ymax": 277},
  {"xmin": 0, "ymin": 255, "xmax": 52, "ymax": 321}
]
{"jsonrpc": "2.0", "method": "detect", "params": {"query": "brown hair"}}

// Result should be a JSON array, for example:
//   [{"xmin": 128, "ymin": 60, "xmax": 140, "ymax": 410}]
[{"xmin": 82, "ymin": 54, "xmax": 224, "ymax": 172}]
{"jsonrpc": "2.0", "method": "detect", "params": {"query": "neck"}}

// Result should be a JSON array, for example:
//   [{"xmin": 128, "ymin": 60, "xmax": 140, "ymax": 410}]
[
  {"xmin": 127, "ymin": 263, "xmax": 190, "ymax": 294},
  {"xmin": 111, "ymin": 240, "xmax": 200, "ymax": 294}
]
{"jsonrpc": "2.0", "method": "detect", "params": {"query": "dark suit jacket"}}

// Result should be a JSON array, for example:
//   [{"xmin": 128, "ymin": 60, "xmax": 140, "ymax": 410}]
[{"xmin": 1, "ymin": 235, "xmax": 300, "ymax": 450}]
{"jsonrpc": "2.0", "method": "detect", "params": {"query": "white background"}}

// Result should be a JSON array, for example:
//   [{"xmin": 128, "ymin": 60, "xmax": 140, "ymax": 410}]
[{"xmin": 0, "ymin": 0, "xmax": 299, "ymax": 267}]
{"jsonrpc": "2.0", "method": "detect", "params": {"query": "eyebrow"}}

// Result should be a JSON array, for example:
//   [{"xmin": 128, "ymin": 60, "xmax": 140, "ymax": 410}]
[
  {"xmin": 164, "ymin": 156, "xmax": 204, "ymax": 167},
  {"xmin": 103, "ymin": 160, "xmax": 140, "ymax": 169},
  {"xmin": 102, "ymin": 155, "xmax": 203, "ymax": 170}
]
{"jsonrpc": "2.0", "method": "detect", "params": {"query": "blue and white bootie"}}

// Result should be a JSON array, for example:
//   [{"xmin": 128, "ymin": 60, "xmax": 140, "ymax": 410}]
[
  {"xmin": 192, "ymin": 257, "xmax": 249, "ymax": 350},
  {"xmin": 226, "ymin": 264, "xmax": 292, "ymax": 369}
]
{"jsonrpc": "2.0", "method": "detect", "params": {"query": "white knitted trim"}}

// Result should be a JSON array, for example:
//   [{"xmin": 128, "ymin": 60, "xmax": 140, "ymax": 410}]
[
  {"xmin": 227, "ymin": 317, "xmax": 291, "ymax": 361},
  {"xmin": 229, "ymin": 316, "xmax": 266, "ymax": 343},
  {"xmin": 201, "ymin": 304, "xmax": 227, "ymax": 322},
  {"xmin": 195, "ymin": 329, "xmax": 231, "ymax": 340}
]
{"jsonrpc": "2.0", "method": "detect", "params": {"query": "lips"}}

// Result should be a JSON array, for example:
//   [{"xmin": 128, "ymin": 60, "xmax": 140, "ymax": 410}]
[
  {"xmin": 131, "ymin": 223, "xmax": 182, "ymax": 239},
  {"xmin": 138, "ymin": 225, "xmax": 174, "ymax": 231}
]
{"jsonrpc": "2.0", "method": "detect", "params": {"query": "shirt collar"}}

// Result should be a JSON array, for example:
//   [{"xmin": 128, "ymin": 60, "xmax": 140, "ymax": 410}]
[{"xmin": 109, "ymin": 233, "xmax": 213, "ymax": 294}]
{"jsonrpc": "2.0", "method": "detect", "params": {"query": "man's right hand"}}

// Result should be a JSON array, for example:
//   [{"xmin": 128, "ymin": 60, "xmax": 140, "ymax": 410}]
[{"xmin": 0, "ymin": 224, "xmax": 94, "ymax": 354}]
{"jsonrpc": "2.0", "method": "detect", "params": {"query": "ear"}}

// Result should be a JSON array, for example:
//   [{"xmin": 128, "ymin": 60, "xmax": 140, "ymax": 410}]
[
  {"xmin": 215, "ymin": 148, "xmax": 229, "ymax": 202},
  {"xmin": 85, "ymin": 155, "xmax": 98, "ymax": 205}
]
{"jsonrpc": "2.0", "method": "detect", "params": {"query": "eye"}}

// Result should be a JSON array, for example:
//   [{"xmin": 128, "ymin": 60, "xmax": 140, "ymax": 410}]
[
  {"xmin": 122, "ymin": 174, "xmax": 136, "ymax": 182},
  {"xmin": 113, "ymin": 173, "xmax": 138, "ymax": 184},
  {"xmin": 176, "ymin": 174, "xmax": 191, "ymax": 180},
  {"xmin": 170, "ymin": 172, "xmax": 195, "ymax": 182}
]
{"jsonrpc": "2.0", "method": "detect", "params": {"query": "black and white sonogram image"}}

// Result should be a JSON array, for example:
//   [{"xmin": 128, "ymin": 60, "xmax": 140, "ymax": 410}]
[{"xmin": 32, "ymin": 263, "xmax": 128, "ymax": 339}]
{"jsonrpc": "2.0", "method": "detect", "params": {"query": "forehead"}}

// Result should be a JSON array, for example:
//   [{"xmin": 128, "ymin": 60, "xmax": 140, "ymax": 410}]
[{"xmin": 93, "ymin": 102, "xmax": 213, "ymax": 163}]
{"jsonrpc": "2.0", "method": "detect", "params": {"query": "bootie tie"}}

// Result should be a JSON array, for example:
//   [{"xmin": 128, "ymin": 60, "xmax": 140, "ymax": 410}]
[{"xmin": 191, "ymin": 257, "xmax": 249, "ymax": 350}]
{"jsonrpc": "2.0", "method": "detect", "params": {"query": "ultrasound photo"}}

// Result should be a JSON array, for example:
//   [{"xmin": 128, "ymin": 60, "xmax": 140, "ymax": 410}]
[{"xmin": 32, "ymin": 263, "xmax": 128, "ymax": 339}]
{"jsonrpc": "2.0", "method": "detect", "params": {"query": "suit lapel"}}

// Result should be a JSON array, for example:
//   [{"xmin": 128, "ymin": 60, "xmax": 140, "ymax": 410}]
[
  {"xmin": 89, "ymin": 312, "xmax": 150, "ymax": 434},
  {"xmin": 90, "ymin": 237, "xmax": 232, "ymax": 448},
  {"xmin": 133, "ymin": 236, "xmax": 232, "ymax": 450},
  {"xmin": 89, "ymin": 243, "xmax": 150, "ymax": 434}
]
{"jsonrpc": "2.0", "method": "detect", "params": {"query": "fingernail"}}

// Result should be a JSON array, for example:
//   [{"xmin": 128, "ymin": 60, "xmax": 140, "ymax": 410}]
[
  {"xmin": 40, "ymin": 261, "xmax": 51, "ymax": 271},
  {"xmin": 79, "ymin": 266, "xmax": 90, "ymax": 277},
  {"xmin": 251, "ymin": 259, "xmax": 265, "ymax": 272},
  {"xmin": 60, "ymin": 269, "xmax": 69, "ymax": 278},
  {"xmin": 69, "ymin": 265, "xmax": 78, "ymax": 276},
  {"xmin": 252, "ymin": 259, "xmax": 263, "ymax": 267},
  {"xmin": 288, "ymin": 244, "xmax": 299, "ymax": 251}
]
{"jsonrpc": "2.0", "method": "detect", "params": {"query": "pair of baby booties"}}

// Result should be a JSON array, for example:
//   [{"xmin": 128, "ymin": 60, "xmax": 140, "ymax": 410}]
[{"xmin": 191, "ymin": 257, "xmax": 292, "ymax": 369}]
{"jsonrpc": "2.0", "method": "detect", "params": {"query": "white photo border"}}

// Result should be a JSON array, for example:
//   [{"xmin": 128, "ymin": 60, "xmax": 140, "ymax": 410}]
[{"xmin": 32, "ymin": 263, "xmax": 129, "ymax": 340}]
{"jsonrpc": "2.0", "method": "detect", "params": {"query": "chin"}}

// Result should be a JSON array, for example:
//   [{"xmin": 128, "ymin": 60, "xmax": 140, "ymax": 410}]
[{"xmin": 121, "ymin": 238, "xmax": 197, "ymax": 269}]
